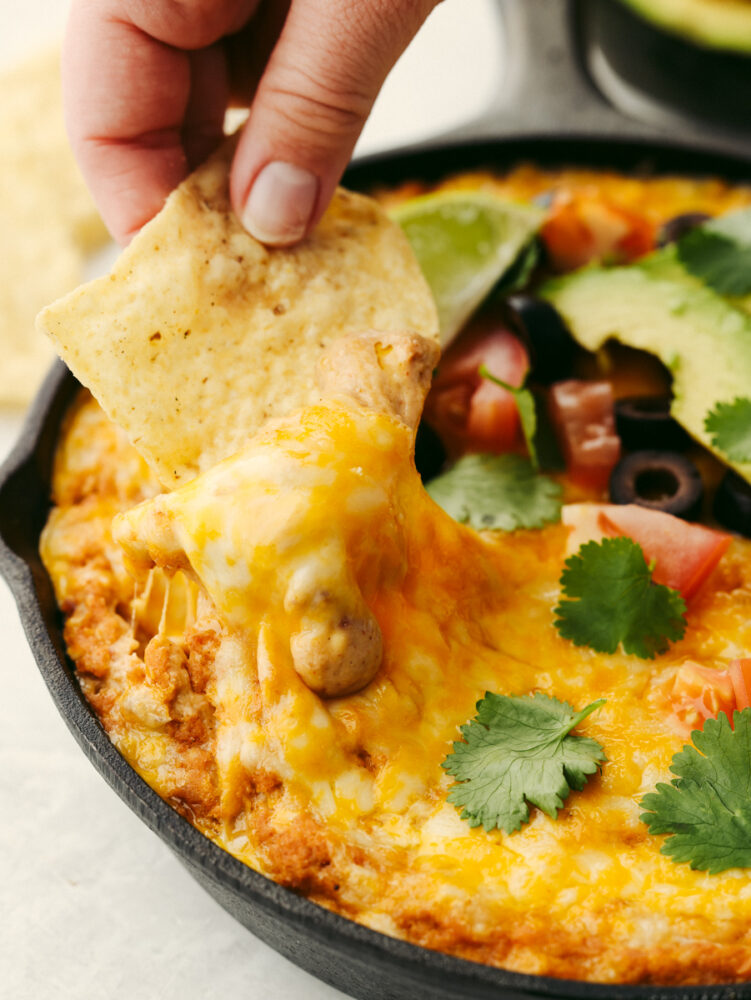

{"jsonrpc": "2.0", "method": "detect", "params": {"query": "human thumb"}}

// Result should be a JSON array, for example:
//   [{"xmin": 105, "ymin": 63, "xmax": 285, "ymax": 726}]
[{"xmin": 230, "ymin": 0, "xmax": 439, "ymax": 246}]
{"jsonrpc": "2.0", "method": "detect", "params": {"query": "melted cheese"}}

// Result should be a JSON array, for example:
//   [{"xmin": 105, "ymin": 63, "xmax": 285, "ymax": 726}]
[
  {"xmin": 43, "ymin": 388, "xmax": 751, "ymax": 983},
  {"xmin": 115, "ymin": 401, "xmax": 413, "ymax": 634},
  {"xmin": 110, "ymin": 387, "xmax": 751, "ymax": 957}
]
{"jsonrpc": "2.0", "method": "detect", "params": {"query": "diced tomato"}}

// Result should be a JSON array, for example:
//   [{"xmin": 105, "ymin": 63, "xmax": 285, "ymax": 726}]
[
  {"xmin": 541, "ymin": 193, "xmax": 655, "ymax": 272},
  {"xmin": 670, "ymin": 660, "xmax": 736, "ymax": 734},
  {"xmin": 548, "ymin": 380, "xmax": 621, "ymax": 491},
  {"xmin": 424, "ymin": 311, "xmax": 529, "ymax": 457},
  {"xmin": 597, "ymin": 504, "xmax": 731, "ymax": 601},
  {"xmin": 729, "ymin": 659, "xmax": 751, "ymax": 711},
  {"xmin": 668, "ymin": 658, "xmax": 751, "ymax": 734},
  {"xmin": 541, "ymin": 199, "xmax": 594, "ymax": 272}
]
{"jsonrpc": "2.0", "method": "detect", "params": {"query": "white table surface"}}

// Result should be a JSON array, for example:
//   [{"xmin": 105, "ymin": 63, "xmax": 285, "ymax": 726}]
[{"xmin": 0, "ymin": 3, "xmax": 504, "ymax": 998}]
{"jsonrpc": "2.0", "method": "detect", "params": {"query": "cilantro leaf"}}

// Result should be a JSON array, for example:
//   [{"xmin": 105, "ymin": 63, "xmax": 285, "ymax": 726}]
[
  {"xmin": 704, "ymin": 396, "xmax": 751, "ymax": 463},
  {"xmin": 426, "ymin": 454, "xmax": 562, "ymax": 532},
  {"xmin": 478, "ymin": 365, "xmax": 538, "ymax": 468},
  {"xmin": 443, "ymin": 692, "xmax": 606, "ymax": 833},
  {"xmin": 554, "ymin": 537, "xmax": 686, "ymax": 659},
  {"xmin": 640, "ymin": 710, "xmax": 751, "ymax": 873},
  {"xmin": 676, "ymin": 208, "xmax": 751, "ymax": 297}
]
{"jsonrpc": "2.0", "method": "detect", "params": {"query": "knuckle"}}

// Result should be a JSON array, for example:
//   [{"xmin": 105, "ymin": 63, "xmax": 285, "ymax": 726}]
[
  {"xmin": 262, "ymin": 68, "xmax": 373, "ymax": 143},
  {"xmin": 124, "ymin": 0, "xmax": 257, "ymax": 48}
]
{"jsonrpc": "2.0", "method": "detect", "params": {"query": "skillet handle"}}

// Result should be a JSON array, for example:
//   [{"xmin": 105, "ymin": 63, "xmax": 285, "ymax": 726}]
[{"xmin": 441, "ymin": 0, "xmax": 663, "ymax": 143}]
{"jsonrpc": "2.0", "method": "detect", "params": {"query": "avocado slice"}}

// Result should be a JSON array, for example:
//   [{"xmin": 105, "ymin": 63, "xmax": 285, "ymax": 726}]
[
  {"xmin": 541, "ymin": 264, "xmax": 751, "ymax": 485},
  {"xmin": 618, "ymin": 0, "xmax": 751, "ymax": 54}
]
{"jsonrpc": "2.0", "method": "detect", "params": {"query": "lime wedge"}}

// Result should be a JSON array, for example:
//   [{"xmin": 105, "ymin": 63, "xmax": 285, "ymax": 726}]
[{"xmin": 391, "ymin": 191, "xmax": 544, "ymax": 347}]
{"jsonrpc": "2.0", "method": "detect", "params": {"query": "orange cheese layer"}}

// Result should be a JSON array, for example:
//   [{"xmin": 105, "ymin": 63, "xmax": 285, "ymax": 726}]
[
  {"xmin": 41, "ymin": 392, "xmax": 751, "ymax": 984},
  {"xmin": 377, "ymin": 164, "xmax": 751, "ymax": 226}
]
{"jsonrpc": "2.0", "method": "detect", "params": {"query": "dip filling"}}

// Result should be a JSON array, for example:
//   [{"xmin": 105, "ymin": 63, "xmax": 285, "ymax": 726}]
[{"xmin": 40, "ymin": 165, "xmax": 751, "ymax": 985}]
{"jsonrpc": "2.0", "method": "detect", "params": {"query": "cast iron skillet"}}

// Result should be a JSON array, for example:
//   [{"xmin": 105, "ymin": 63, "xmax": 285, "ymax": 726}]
[{"xmin": 3, "ymin": 2, "xmax": 751, "ymax": 998}]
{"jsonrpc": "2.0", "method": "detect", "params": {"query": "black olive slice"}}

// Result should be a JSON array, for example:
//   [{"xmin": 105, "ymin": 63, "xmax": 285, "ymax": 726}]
[
  {"xmin": 615, "ymin": 396, "xmax": 691, "ymax": 451},
  {"xmin": 713, "ymin": 471, "xmax": 751, "ymax": 538},
  {"xmin": 505, "ymin": 295, "xmax": 576, "ymax": 384},
  {"xmin": 656, "ymin": 212, "xmax": 711, "ymax": 248},
  {"xmin": 414, "ymin": 421, "xmax": 446, "ymax": 483},
  {"xmin": 609, "ymin": 451, "xmax": 704, "ymax": 520}
]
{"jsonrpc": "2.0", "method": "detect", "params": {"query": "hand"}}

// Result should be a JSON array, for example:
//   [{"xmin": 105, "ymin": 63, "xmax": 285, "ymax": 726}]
[{"xmin": 63, "ymin": 0, "xmax": 440, "ymax": 246}]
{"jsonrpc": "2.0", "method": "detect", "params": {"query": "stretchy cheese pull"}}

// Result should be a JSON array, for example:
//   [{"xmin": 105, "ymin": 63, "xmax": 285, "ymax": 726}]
[{"xmin": 114, "ymin": 330, "xmax": 438, "ymax": 698}]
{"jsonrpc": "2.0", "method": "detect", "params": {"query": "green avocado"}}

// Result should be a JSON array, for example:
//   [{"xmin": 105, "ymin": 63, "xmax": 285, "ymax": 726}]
[
  {"xmin": 618, "ymin": 0, "xmax": 751, "ymax": 53},
  {"xmin": 541, "ymin": 261, "xmax": 751, "ymax": 485}
]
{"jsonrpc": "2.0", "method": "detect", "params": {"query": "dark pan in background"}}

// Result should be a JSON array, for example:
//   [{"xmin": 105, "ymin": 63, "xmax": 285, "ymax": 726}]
[
  {"xmin": 586, "ymin": 0, "xmax": 751, "ymax": 136},
  {"xmin": 2, "ymin": 2, "xmax": 751, "ymax": 998}
]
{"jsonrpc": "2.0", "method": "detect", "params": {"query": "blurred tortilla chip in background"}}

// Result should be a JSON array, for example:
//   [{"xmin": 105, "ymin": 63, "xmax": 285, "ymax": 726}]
[{"xmin": 0, "ymin": 47, "xmax": 109, "ymax": 407}]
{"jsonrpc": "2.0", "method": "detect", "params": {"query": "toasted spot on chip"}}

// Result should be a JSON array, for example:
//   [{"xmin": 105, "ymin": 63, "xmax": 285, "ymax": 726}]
[{"xmin": 38, "ymin": 138, "xmax": 438, "ymax": 485}]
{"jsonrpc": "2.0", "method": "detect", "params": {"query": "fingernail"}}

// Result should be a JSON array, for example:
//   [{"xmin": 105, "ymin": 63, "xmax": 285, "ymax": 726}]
[{"xmin": 242, "ymin": 161, "xmax": 318, "ymax": 246}]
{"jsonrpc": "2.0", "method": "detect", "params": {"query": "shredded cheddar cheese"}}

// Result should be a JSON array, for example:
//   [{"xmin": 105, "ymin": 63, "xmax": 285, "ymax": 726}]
[{"xmin": 40, "ymin": 390, "xmax": 751, "ymax": 984}]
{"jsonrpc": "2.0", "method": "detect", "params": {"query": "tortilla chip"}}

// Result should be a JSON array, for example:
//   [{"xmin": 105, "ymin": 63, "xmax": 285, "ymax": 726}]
[
  {"xmin": 38, "ymin": 138, "xmax": 438, "ymax": 485},
  {"xmin": 0, "ymin": 48, "xmax": 109, "ymax": 406}
]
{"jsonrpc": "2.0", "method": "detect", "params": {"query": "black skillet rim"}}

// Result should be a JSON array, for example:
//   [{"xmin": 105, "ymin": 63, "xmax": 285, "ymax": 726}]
[{"xmin": 3, "ymin": 132, "xmax": 751, "ymax": 1000}]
